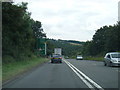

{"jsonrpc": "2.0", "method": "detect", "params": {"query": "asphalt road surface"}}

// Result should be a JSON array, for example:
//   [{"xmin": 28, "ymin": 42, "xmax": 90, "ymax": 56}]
[{"xmin": 3, "ymin": 59, "xmax": 120, "ymax": 89}]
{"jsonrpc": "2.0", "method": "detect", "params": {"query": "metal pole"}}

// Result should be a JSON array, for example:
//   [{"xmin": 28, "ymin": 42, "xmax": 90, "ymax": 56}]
[{"xmin": 45, "ymin": 42, "xmax": 47, "ymax": 55}]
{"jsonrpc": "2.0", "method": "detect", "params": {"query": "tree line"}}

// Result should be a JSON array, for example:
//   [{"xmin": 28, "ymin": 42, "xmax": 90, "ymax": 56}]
[
  {"xmin": 2, "ymin": 2, "xmax": 46, "ymax": 63},
  {"xmin": 82, "ymin": 22, "xmax": 120, "ymax": 57},
  {"xmin": 46, "ymin": 39, "xmax": 83, "ymax": 58}
]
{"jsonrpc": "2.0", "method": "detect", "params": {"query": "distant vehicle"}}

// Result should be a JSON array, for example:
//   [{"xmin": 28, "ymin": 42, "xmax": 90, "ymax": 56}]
[
  {"xmin": 51, "ymin": 54, "xmax": 62, "ymax": 63},
  {"xmin": 76, "ymin": 55, "xmax": 83, "ymax": 60},
  {"xmin": 54, "ymin": 48, "xmax": 62, "ymax": 55},
  {"xmin": 65, "ymin": 56, "xmax": 69, "ymax": 59},
  {"xmin": 104, "ymin": 52, "xmax": 120, "ymax": 66}
]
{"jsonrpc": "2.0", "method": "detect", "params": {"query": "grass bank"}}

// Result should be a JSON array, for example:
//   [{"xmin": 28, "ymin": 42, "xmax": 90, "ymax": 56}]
[
  {"xmin": 84, "ymin": 56, "xmax": 104, "ymax": 61},
  {"xmin": 2, "ymin": 56, "xmax": 49, "ymax": 82}
]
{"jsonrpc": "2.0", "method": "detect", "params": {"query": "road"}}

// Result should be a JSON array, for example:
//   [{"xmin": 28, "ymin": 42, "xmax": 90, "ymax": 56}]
[{"xmin": 3, "ymin": 59, "xmax": 120, "ymax": 89}]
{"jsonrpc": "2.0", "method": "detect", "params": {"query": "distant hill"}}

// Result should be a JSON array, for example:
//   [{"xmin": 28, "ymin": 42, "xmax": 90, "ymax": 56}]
[
  {"xmin": 47, "ymin": 39, "xmax": 85, "ymax": 45},
  {"xmin": 65, "ymin": 40, "xmax": 85, "ymax": 45},
  {"xmin": 46, "ymin": 38, "xmax": 85, "ymax": 58}
]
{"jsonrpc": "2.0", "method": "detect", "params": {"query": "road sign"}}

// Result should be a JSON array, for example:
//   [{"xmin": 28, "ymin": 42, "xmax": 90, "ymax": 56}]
[{"xmin": 36, "ymin": 38, "xmax": 47, "ymax": 56}]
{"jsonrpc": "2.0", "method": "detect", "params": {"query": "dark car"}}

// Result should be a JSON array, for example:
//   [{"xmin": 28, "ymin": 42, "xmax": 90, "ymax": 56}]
[{"xmin": 51, "ymin": 54, "xmax": 62, "ymax": 63}]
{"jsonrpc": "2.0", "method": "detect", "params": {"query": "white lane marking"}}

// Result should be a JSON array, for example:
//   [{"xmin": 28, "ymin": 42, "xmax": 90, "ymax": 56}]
[
  {"xmin": 67, "ymin": 60, "xmax": 103, "ymax": 89},
  {"xmin": 64, "ymin": 60, "xmax": 104, "ymax": 90},
  {"xmin": 64, "ymin": 60, "xmax": 95, "ymax": 89}
]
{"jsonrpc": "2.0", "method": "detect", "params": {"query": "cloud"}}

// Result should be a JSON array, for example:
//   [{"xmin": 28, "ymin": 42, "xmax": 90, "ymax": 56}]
[{"xmin": 14, "ymin": 0, "xmax": 119, "ymax": 41}]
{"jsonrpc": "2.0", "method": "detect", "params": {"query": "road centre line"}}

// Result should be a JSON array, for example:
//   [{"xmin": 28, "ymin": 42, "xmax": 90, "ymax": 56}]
[
  {"xmin": 64, "ymin": 60, "xmax": 95, "ymax": 89},
  {"xmin": 66, "ymin": 60, "xmax": 103, "ymax": 89},
  {"xmin": 64, "ymin": 60, "xmax": 104, "ymax": 90}
]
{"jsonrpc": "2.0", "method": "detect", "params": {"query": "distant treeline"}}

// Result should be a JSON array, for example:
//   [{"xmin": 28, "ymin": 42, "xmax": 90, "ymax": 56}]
[
  {"xmin": 46, "ymin": 39, "xmax": 84, "ymax": 58},
  {"xmin": 2, "ymin": 2, "xmax": 46, "ymax": 63},
  {"xmin": 65, "ymin": 40, "xmax": 84, "ymax": 44},
  {"xmin": 82, "ymin": 22, "xmax": 120, "ymax": 56}
]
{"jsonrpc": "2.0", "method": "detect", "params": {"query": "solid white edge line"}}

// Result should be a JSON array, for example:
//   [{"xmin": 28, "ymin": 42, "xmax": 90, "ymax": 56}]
[
  {"xmin": 64, "ymin": 60, "xmax": 95, "ymax": 90},
  {"xmin": 64, "ymin": 60, "xmax": 104, "ymax": 90}
]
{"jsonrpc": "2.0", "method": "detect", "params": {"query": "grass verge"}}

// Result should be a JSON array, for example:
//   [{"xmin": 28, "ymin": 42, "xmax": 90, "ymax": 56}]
[
  {"xmin": 84, "ymin": 56, "xmax": 104, "ymax": 61},
  {"xmin": 2, "ymin": 56, "xmax": 49, "ymax": 82}
]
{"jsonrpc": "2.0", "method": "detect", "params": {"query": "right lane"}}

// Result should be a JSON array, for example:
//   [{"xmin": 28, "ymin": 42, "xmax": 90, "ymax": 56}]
[{"xmin": 65, "ymin": 59, "xmax": 119, "ymax": 88}]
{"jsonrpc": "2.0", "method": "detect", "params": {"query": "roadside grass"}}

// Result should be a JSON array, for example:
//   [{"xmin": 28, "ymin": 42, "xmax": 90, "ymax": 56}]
[
  {"xmin": 2, "ymin": 56, "xmax": 49, "ymax": 82},
  {"xmin": 0, "ymin": 63, "xmax": 2, "ymax": 87},
  {"xmin": 84, "ymin": 56, "xmax": 104, "ymax": 61},
  {"xmin": 65, "ymin": 56, "xmax": 104, "ymax": 61}
]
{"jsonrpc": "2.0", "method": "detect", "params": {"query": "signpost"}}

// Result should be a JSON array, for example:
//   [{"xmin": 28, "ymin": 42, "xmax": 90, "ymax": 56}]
[{"xmin": 36, "ymin": 38, "xmax": 47, "ymax": 56}]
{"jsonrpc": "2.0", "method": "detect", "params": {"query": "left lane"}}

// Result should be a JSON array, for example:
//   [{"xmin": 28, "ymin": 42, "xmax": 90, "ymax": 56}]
[{"xmin": 3, "ymin": 61, "xmax": 88, "ymax": 88}]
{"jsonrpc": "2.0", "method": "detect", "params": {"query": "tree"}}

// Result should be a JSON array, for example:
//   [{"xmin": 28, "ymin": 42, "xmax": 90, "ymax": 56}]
[
  {"xmin": 32, "ymin": 21, "xmax": 46, "ymax": 39},
  {"xmin": 2, "ymin": 2, "xmax": 46, "ymax": 63},
  {"xmin": 82, "ymin": 22, "xmax": 120, "ymax": 56}
]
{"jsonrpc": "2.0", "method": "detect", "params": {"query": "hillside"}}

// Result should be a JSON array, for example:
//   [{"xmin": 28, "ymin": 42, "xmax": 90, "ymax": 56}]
[{"xmin": 46, "ymin": 39, "xmax": 85, "ymax": 58}]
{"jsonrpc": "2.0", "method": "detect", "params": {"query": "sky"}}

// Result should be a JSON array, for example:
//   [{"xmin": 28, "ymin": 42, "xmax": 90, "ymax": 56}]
[{"xmin": 14, "ymin": 0, "xmax": 119, "ymax": 41}]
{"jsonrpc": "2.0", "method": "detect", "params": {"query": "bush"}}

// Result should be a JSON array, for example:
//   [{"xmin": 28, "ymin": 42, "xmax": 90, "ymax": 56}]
[{"xmin": 3, "ymin": 55, "xmax": 15, "ymax": 63}]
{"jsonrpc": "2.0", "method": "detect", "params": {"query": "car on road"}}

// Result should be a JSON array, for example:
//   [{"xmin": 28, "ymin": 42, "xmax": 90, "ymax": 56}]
[
  {"xmin": 65, "ymin": 56, "xmax": 69, "ymax": 59},
  {"xmin": 76, "ymin": 55, "xmax": 83, "ymax": 60},
  {"xmin": 104, "ymin": 52, "xmax": 120, "ymax": 66},
  {"xmin": 51, "ymin": 54, "xmax": 62, "ymax": 63}
]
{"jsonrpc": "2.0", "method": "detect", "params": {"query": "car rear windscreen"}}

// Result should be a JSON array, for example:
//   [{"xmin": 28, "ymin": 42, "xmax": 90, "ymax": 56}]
[{"xmin": 111, "ymin": 54, "xmax": 120, "ymax": 58}]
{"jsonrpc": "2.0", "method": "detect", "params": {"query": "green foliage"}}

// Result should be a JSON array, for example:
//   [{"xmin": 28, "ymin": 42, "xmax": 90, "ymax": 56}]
[
  {"xmin": 46, "ymin": 40, "xmax": 55, "ymax": 55},
  {"xmin": 2, "ymin": 2, "xmax": 46, "ymax": 63},
  {"xmin": 2, "ymin": 55, "xmax": 15, "ymax": 63},
  {"xmin": 32, "ymin": 21, "xmax": 46, "ymax": 39},
  {"xmin": 66, "ymin": 40, "xmax": 84, "ymax": 44},
  {"xmin": 82, "ymin": 22, "xmax": 120, "ymax": 56},
  {"xmin": 3, "ymin": 57, "xmax": 49, "ymax": 82},
  {"xmin": 84, "ymin": 56, "xmax": 104, "ymax": 61},
  {"xmin": 46, "ymin": 39, "xmax": 84, "ymax": 57}
]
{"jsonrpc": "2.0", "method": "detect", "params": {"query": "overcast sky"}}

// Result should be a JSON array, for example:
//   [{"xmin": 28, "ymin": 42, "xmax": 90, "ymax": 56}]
[{"xmin": 14, "ymin": 0, "xmax": 119, "ymax": 41}]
